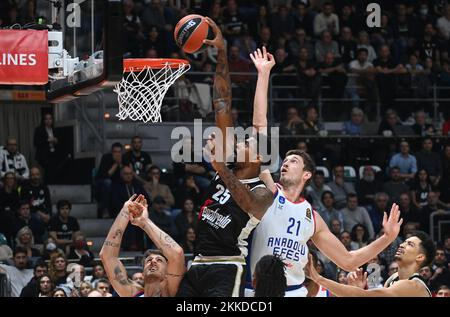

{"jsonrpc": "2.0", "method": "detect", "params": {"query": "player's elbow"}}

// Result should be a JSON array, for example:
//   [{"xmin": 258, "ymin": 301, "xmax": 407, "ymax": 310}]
[
  {"xmin": 342, "ymin": 256, "xmax": 359, "ymax": 272},
  {"xmin": 166, "ymin": 245, "xmax": 184, "ymax": 261}
]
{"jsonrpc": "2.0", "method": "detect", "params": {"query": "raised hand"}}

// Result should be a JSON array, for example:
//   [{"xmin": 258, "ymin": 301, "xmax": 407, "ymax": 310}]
[
  {"xmin": 249, "ymin": 47, "xmax": 276, "ymax": 75},
  {"xmin": 347, "ymin": 268, "xmax": 368, "ymax": 289},
  {"xmin": 202, "ymin": 17, "xmax": 225, "ymax": 51},
  {"xmin": 305, "ymin": 253, "xmax": 321, "ymax": 282},
  {"xmin": 382, "ymin": 203, "xmax": 403, "ymax": 241},
  {"xmin": 128, "ymin": 194, "xmax": 149, "ymax": 228}
]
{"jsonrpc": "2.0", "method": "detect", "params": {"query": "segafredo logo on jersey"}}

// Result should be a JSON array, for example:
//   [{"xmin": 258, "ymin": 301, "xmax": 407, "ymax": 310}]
[
  {"xmin": 0, "ymin": 53, "xmax": 37, "ymax": 66},
  {"xmin": 201, "ymin": 207, "xmax": 232, "ymax": 229},
  {"xmin": 178, "ymin": 20, "xmax": 197, "ymax": 46}
]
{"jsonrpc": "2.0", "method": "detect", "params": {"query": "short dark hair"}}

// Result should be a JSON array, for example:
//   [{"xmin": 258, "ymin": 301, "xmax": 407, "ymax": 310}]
[
  {"xmin": 350, "ymin": 224, "xmax": 369, "ymax": 243},
  {"xmin": 412, "ymin": 231, "xmax": 436, "ymax": 268},
  {"xmin": 96, "ymin": 278, "xmax": 110, "ymax": 286},
  {"xmin": 142, "ymin": 249, "xmax": 168, "ymax": 267},
  {"xmin": 314, "ymin": 170, "xmax": 325, "ymax": 177},
  {"xmin": 56, "ymin": 200, "xmax": 71, "ymax": 211},
  {"xmin": 347, "ymin": 193, "xmax": 358, "ymax": 200},
  {"xmin": 14, "ymin": 246, "xmax": 28, "ymax": 257},
  {"xmin": 254, "ymin": 255, "xmax": 286, "ymax": 297},
  {"xmin": 357, "ymin": 47, "xmax": 369, "ymax": 55},
  {"xmin": 422, "ymin": 137, "xmax": 433, "ymax": 144},
  {"xmin": 285, "ymin": 150, "xmax": 315, "ymax": 174},
  {"xmin": 34, "ymin": 260, "xmax": 47, "ymax": 271},
  {"xmin": 111, "ymin": 142, "xmax": 122, "ymax": 150},
  {"xmin": 321, "ymin": 190, "xmax": 334, "ymax": 202},
  {"xmin": 131, "ymin": 135, "xmax": 142, "ymax": 142}
]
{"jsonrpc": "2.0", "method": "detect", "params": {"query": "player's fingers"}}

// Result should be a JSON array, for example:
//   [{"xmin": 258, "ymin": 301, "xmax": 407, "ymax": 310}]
[
  {"xmin": 382, "ymin": 212, "xmax": 387, "ymax": 224},
  {"xmin": 262, "ymin": 46, "xmax": 267, "ymax": 59},
  {"xmin": 398, "ymin": 218, "xmax": 404, "ymax": 226},
  {"xmin": 203, "ymin": 39, "xmax": 214, "ymax": 46},
  {"xmin": 249, "ymin": 53, "xmax": 256, "ymax": 63},
  {"xmin": 267, "ymin": 52, "xmax": 274, "ymax": 61},
  {"xmin": 128, "ymin": 194, "xmax": 137, "ymax": 202},
  {"xmin": 257, "ymin": 48, "xmax": 262, "ymax": 59}
]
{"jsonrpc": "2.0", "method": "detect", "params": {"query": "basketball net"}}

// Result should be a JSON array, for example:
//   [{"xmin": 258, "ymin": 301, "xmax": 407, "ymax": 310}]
[{"xmin": 114, "ymin": 60, "xmax": 191, "ymax": 123}]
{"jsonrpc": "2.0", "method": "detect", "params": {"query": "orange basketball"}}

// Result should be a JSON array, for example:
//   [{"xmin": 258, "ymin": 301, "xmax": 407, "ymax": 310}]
[{"xmin": 174, "ymin": 14, "xmax": 214, "ymax": 54}]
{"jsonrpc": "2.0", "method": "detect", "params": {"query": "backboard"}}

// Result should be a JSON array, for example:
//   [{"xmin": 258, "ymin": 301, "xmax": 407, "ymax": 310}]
[{"xmin": 0, "ymin": 0, "xmax": 122, "ymax": 102}]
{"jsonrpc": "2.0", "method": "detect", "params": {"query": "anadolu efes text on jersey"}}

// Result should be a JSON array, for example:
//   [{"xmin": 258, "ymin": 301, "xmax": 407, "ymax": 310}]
[
  {"xmin": 196, "ymin": 174, "xmax": 267, "ymax": 257},
  {"xmin": 249, "ymin": 183, "xmax": 316, "ymax": 286}
]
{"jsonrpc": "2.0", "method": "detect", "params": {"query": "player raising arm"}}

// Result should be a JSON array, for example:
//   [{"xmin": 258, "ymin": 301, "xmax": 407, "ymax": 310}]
[
  {"xmin": 100, "ymin": 194, "xmax": 184, "ymax": 297},
  {"xmin": 305, "ymin": 231, "xmax": 435, "ymax": 297}
]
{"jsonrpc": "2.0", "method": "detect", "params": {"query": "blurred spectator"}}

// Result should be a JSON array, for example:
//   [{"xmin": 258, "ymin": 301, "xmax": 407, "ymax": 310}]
[
  {"xmin": 132, "ymin": 271, "xmax": 144, "ymax": 287},
  {"xmin": 0, "ymin": 172, "xmax": 20, "ymax": 241},
  {"xmin": 208, "ymin": 2, "xmax": 223, "ymax": 25},
  {"xmin": 143, "ymin": 165, "xmax": 175, "ymax": 208},
  {"xmin": 430, "ymin": 246, "xmax": 450, "ymax": 292},
  {"xmin": 339, "ymin": 5, "xmax": 360, "ymax": 35},
  {"xmin": 412, "ymin": 111, "xmax": 436, "ymax": 137},
  {"xmin": 288, "ymin": 28, "xmax": 314, "ymax": 59},
  {"xmin": 141, "ymin": 0, "xmax": 174, "ymax": 33},
  {"xmin": 420, "ymin": 191, "xmax": 446, "ymax": 234},
  {"xmin": 19, "ymin": 261, "xmax": 48, "ymax": 297},
  {"xmin": 270, "ymin": 5, "xmax": 295, "ymax": 38},
  {"xmin": 419, "ymin": 265, "xmax": 433, "ymax": 289},
  {"xmin": 342, "ymin": 107, "xmax": 364, "ymax": 135},
  {"xmin": 95, "ymin": 278, "xmax": 112, "ymax": 297},
  {"xmin": 300, "ymin": 106, "xmax": 322, "ymax": 135},
  {"xmin": 356, "ymin": 31, "xmax": 377, "ymax": 63},
  {"xmin": 318, "ymin": 52, "xmax": 347, "ymax": 98},
  {"xmin": 410, "ymin": 169, "xmax": 434, "ymax": 210},
  {"xmin": 313, "ymin": 2, "xmax": 339, "ymax": 37},
  {"xmin": 297, "ymin": 48, "xmax": 321, "ymax": 99},
  {"xmin": 33, "ymin": 113, "xmax": 60, "ymax": 184},
  {"xmin": 305, "ymin": 172, "xmax": 332, "ymax": 211},
  {"xmin": 436, "ymin": 4, "xmax": 450, "ymax": 40},
  {"xmin": 398, "ymin": 193, "xmax": 421, "ymax": 228},
  {"xmin": 231, "ymin": 107, "xmax": 248, "ymax": 129},
  {"xmin": 255, "ymin": 6, "xmax": 271, "ymax": 39},
  {"xmin": 12, "ymin": 202, "xmax": 46, "ymax": 244},
  {"xmin": 415, "ymin": 23, "xmax": 442, "ymax": 66},
  {"xmin": 390, "ymin": 3, "xmax": 416, "ymax": 61},
  {"xmin": 15, "ymin": 226, "xmax": 40, "ymax": 258},
  {"xmin": 371, "ymin": 14, "xmax": 394, "ymax": 49},
  {"xmin": 174, "ymin": 175, "xmax": 202, "ymax": 208},
  {"xmin": 110, "ymin": 165, "xmax": 149, "ymax": 218},
  {"xmin": 389, "ymin": 141, "xmax": 417, "ymax": 182},
  {"xmin": 228, "ymin": 45, "xmax": 252, "ymax": 84},
  {"xmin": 415, "ymin": 137, "xmax": 442, "ymax": 186},
  {"xmin": 436, "ymin": 285, "xmax": 450, "ymax": 297},
  {"xmin": 48, "ymin": 200, "xmax": 81, "ymax": 254},
  {"xmin": 272, "ymin": 48, "xmax": 296, "ymax": 89},
  {"xmin": 314, "ymin": 30, "xmax": 340, "ymax": 63},
  {"xmin": 350, "ymin": 224, "xmax": 369, "ymax": 250},
  {"xmin": 293, "ymin": 3, "xmax": 314, "ymax": 35},
  {"xmin": 440, "ymin": 144, "xmax": 450, "ymax": 205},
  {"xmin": 339, "ymin": 231, "xmax": 352, "ymax": 251},
  {"xmin": 88, "ymin": 264, "xmax": 106, "ymax": 285},
  {"xmin": 20, "ymin": 167, "xmax": 52, "ymax": 225},
  {"xmin": 233, "ymin": 29, "xmax": 257, "ymax": 61},
  {"xmin": 144, "ymin": 25, "xmax": 166, "ymax": 58},
  {"xmin": 442, "ymin": 112, "xmax": 450, "ymax": 136},
  {"xmin": 174, "ymin": 198, "xmax": 197, "ymax": 243},
  {"xmin": 355, "ymin": 166, "xmax": 383, "ymax": 206},
  {"xmin": 338, "ymin": 26, "xmax": 357, "ymax": 64},
  {"xmin": 382, "ymin": 167, "xmax": 410, "ymax": 204},
  {"xmin": 222, "ymin": 0, "xmax": 248, "ymax": 43},
  {"xmin": 326, "ymin": 164, "xmax": 356, "ymax": 209},
  {"xmin": 446, "ymin": 235, "xmax": 450, "ymax": 263},
  {"xmin": 0, "ymin": 246, "xmax": 33, "ymax": 297},
  {"xmin": 415, "ymin": 4, "xmax": 437, "ymax": 39},
  {"xmin": 36, "ymin": 275, "xmax": 53, "ymax": 297},
  {"xmin": 337, "ymin": 269, "xmax": 348, "ymax": 284},
  {"xmin": 0, "ymin": 137, "xmax": 29, "ymax": 182},
  {"xmin": 377, "ymin": 109, "xmax": 402, "ymax": 136},
  {"xmin": 79, "ymin": 281, "xmax": 93, "ymax": 297},
  {"xmin": 67, "ymin": 232, "xmax": 94, "ymax": 267},
  {"xmin": 317, "ymin": 191, "xmax": 344, "ymax": 231},
  {"xmin": 340, "ymin": 193, "xmax": 374, "ymax": 239},
  {"xmin": 122, "ymin": 136, "xmax": 152, "ymax": 184},
  {"xmin": 0, "ymin": 233, "xmax": 12, "ymax": 261},
  {"xmin": 280, "ymin": 106, "xmax": 303, "ymax": 136},
  {"xmin": 406, "ymin": 54, "xmax": 431, "ymax": 99},
  {"xmin": 330, "ymin": 219, "xmax": 342, "ymax": 237},
  {"xmin": 373, "ymin": 45, "xmax": 407, "ymax": 112},
  {"xmin": 368, "ymin": 192, "xmax": 389, "ymax": 235},
  {"xmin": 147, "ymin": 196, "xmax": 177, "ymax": 248},
  {"xmin": 48, "ymin": 252, "xmax": 68, "ymax": 287},
  {"xmin": 257, "ymin": 27, "xmax": 276, "ymax": 53},
  {"xmin": 181, "ymin": 226, "xmax": 196, "ymax": 254},
  {"xmin": 123, "ymin": 0, "xmax": 145, "ymax": 57},
  {"xmin": 95, "ymin": 143, "xmax": 124, "ymax": 218},
  {"xmin": 40, "ymin": 237, "xmax": 64, "ymax": 262},
  {"xmin": 52, "ymin": 288, "xmax": 67, "ymax": 297}
]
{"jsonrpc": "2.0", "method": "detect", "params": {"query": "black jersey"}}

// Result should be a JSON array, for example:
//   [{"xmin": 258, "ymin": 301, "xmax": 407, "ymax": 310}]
[
  {"xmin": 195, "ymin": 174, "xmax": 266, "ymax": 257},
  {"xmin": 385, "ymin": 272, "xmax": 432, "ymax": 297}
]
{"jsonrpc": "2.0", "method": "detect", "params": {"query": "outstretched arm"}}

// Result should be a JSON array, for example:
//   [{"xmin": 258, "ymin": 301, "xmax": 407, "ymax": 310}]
[
  {"xmin": 203, "ymin": 17, "xmax": 234, "ymax": 163},
  {"xmin": 249, "ymin": 47, "xmax": 277, "ymax": 193},
  {"xmin": 306, "ymin": 255, "xmax": 426, "ymax": 297},
  {"xmin": 99, "ymin": 195, "xmax": 142, "ymax": 297},
  {"xmin": 129, "ymin": 195, "xmax": 185, "ymax": 297},
  {"xmin": 311, "ymin": 204, "xmax": 403, "ymax": 272}
]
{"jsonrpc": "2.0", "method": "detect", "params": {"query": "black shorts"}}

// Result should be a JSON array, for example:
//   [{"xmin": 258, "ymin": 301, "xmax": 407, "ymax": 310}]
[{"xmin": 176, "ymin": 263, "xmax": 246, "ymax": 297}]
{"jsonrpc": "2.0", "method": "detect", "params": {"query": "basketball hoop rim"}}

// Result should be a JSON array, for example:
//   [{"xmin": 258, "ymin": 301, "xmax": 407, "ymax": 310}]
[{"xmin": 123, "ymin": 58, "xmax": 190, "ymax": 72}]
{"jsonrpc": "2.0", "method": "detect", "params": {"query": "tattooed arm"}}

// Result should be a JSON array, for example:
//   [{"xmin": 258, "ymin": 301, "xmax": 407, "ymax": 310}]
[
  {"xmin": 129, "ymin": 197, "xmax": 185, "ymax": 297},
  {"xmin": 99, "ymin": 195, "xmax": 141, "ymax": 297},
  {"xmin": 203, "ymin": 17, "xmax": 234, "ymax": 163}
]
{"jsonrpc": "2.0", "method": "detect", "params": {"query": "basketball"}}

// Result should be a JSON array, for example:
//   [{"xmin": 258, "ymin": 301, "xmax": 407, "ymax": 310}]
[{"xmin": 174, "ymin": 14, "xmax": 214, "ymax": 54}]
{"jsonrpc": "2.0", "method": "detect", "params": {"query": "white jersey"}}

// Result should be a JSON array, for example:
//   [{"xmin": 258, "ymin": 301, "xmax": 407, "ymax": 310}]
[{"xmin": 249, "ymin": 183, "xmax": 316, "ymax": 288}]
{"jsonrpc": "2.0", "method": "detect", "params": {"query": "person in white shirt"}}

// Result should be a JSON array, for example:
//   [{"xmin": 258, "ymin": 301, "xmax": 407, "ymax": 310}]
[
  {"xmin": 0, "ymin": 246, "xmax": 34, "ymax": 297},
  {"xmin": 436, "ymin": 4, "xmax": 450, "ymax": 40},
  {"xmin": 313, "ymin": 2, "xmax": 339, "ymax": 37},
  {"xmin": 0, "ymin": 137, "xmax": 29, "ymax": 181}
]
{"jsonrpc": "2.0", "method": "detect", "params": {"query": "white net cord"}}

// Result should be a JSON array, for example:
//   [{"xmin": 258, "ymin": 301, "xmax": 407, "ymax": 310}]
[{"xmin": 114, "ymin": 62, "xmax": 190, "ymax": 123}]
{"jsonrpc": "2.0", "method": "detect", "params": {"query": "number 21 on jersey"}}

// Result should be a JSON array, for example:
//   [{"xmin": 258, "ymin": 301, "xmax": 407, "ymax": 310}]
[{"xmin": 287, "ymin": 217, "xmax": 301, "ymax": 236}]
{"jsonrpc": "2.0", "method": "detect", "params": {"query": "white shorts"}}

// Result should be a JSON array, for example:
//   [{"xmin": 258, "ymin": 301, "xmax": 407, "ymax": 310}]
[{"xmin": 245, "ymin": 286, "xmax": 307, "ymax": 297}]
